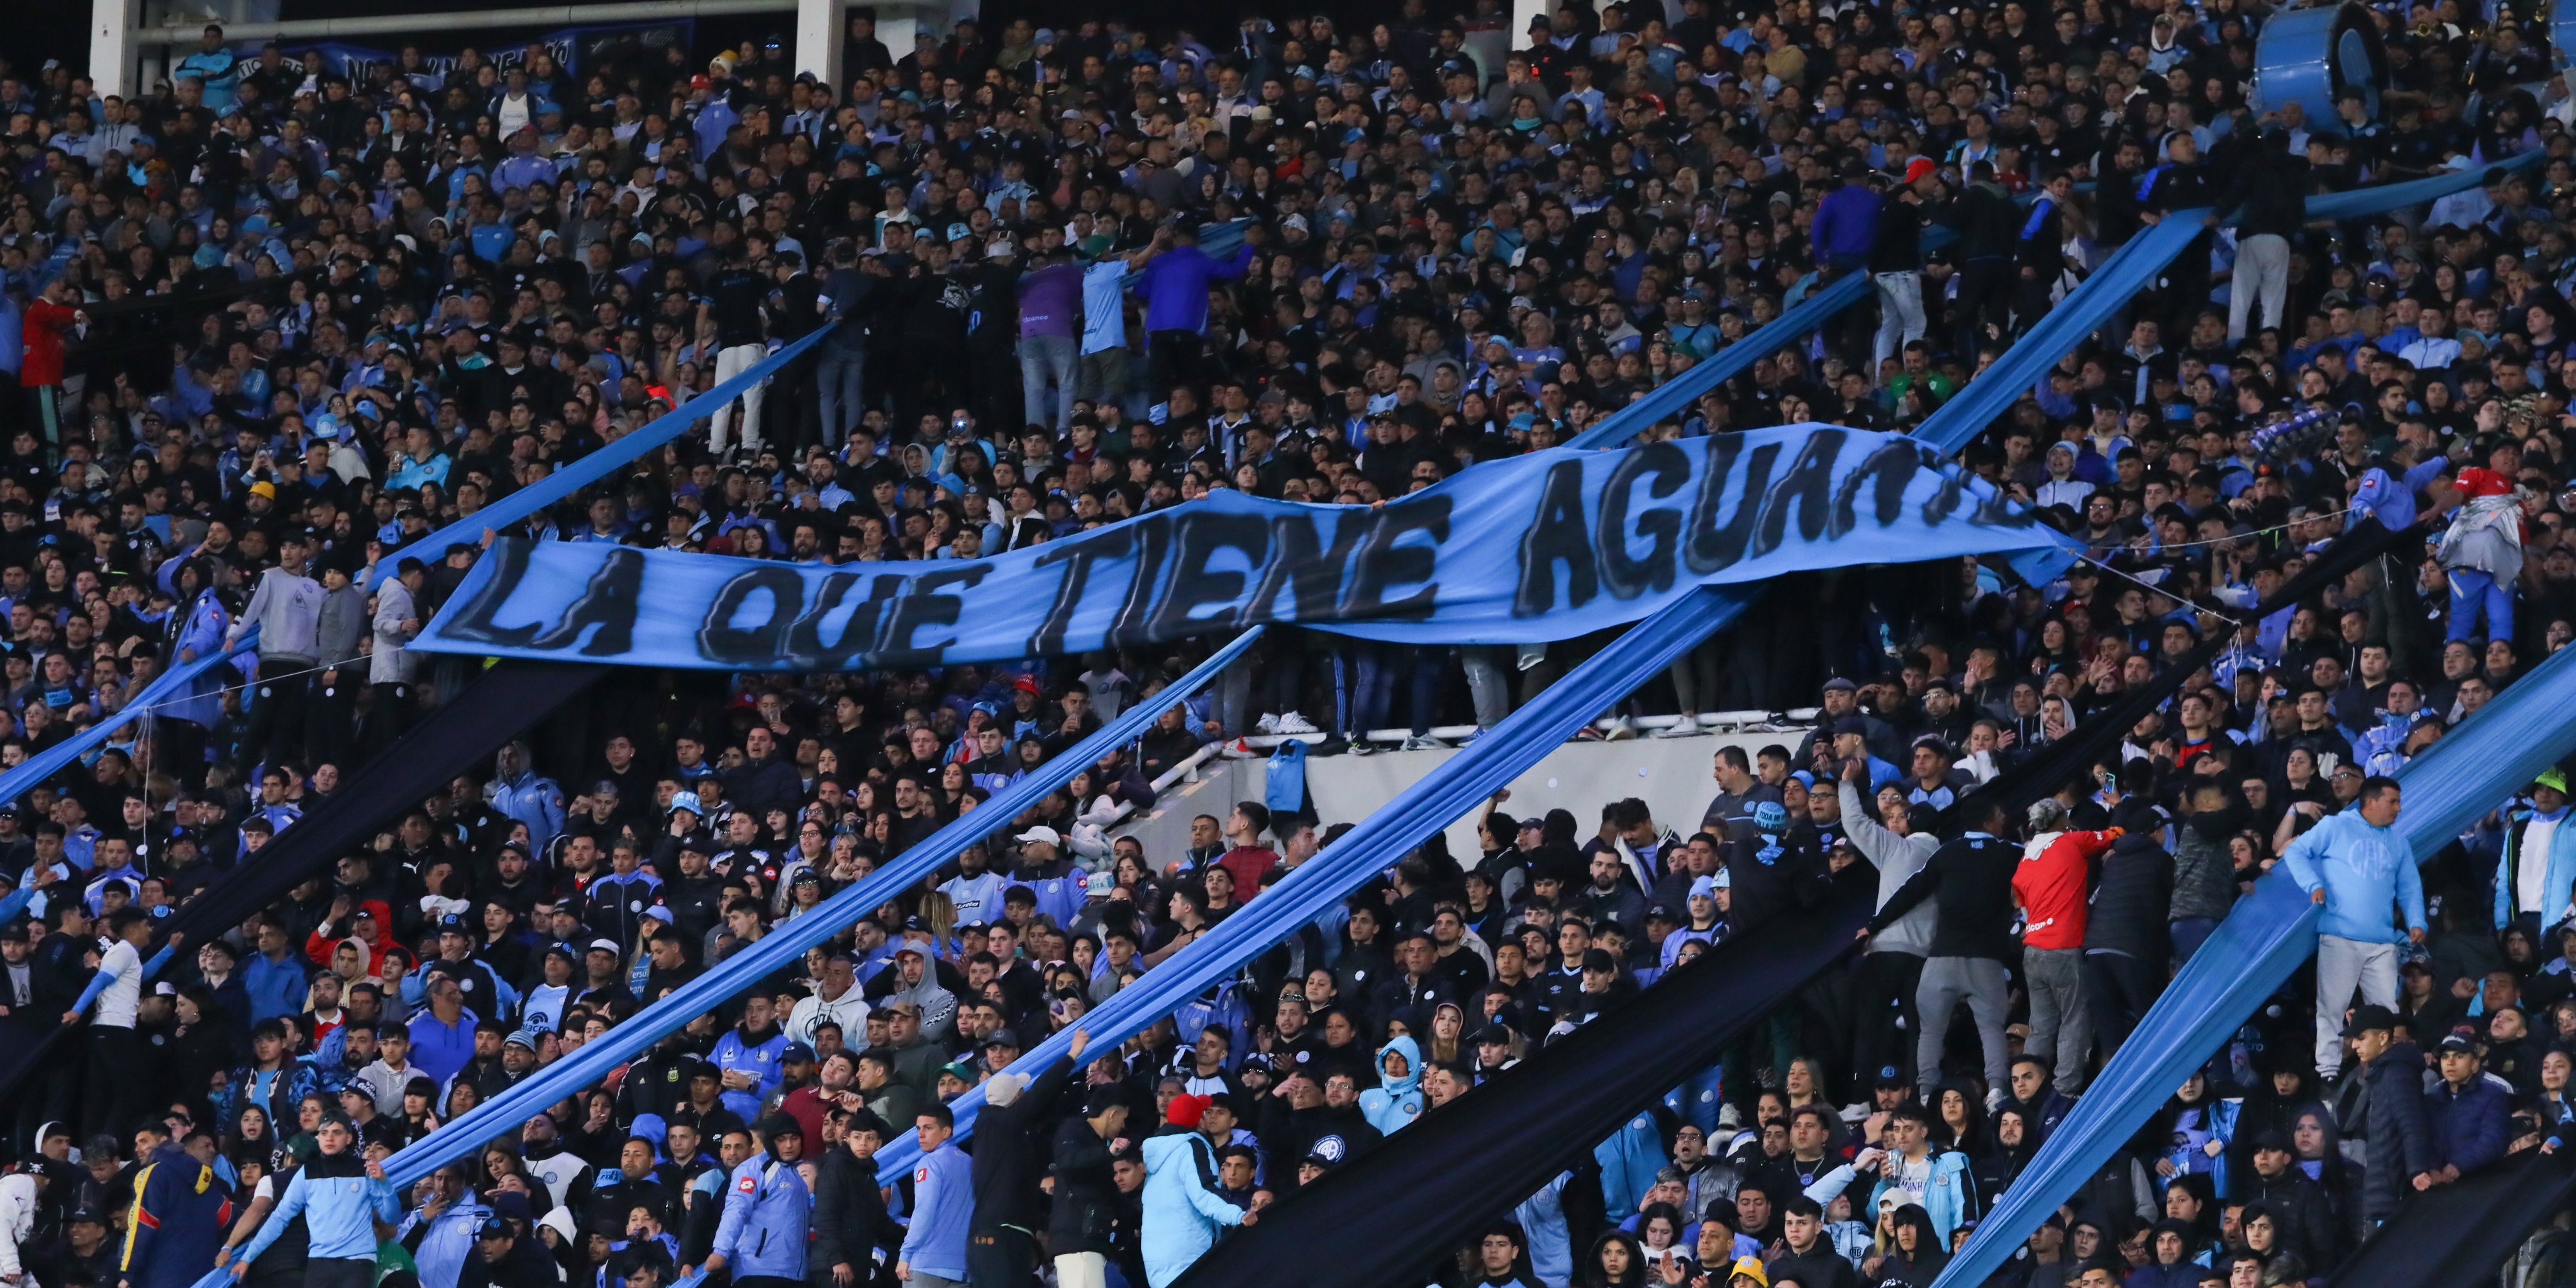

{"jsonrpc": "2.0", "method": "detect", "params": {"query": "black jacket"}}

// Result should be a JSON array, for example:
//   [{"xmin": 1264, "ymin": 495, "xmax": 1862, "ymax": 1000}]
[
  {"xmin": 967, "ymin": 1056, "xmax": 1075, "ymax": 1235},
  {"xmin": 2246, "ymin": 1167, "xmax": 2340, "ymax": 1268},
  {"xmin": 809, "ymin": 1144, "xmax": 899, "ymax": 1275},
  {"xmin": 2358, "ymin": 1039, "xmax": 2436, "ymax": 1219},
  {"xmin": 1046, "ymin": 1115, "xmax": 1123, "ymax": 1254},
  {"xmin": 2082, "ymin": 832, "xmax": 2173, "ymax": 962},
  {"xmin": 1869, "ymin": 833, "xmax": 2022, "ymax": 960}
]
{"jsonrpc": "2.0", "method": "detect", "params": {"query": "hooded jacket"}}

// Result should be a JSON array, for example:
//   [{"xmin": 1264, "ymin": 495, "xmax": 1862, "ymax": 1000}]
[
  {"xmin": 2425, "ymin": 1070, "xmax": 2511, "ymax": 1176},
  {"xmin": 2492, "ymin": 804, "xmax": 2576, "ymax": 930},
  {"xmin": 238, "ymin": 1148, "xmax": 392, "ymax": 1265},
  {"xmin": 2281, "ymin": 810, "xmax": 2424, "ymax": 945},
  {"xmin": 2170, "ymin": 802, "xmax": 2245, "ymax": 924},
  {"xmin": 2358, "ymin": 1038, "xmax": 2436, "ymax": 1219},
  {"xmin": 1358, "ymin": 1035, "xmax": 1425, "ymax": 1135},
  {"xmin": 0, "ymin": 1173, "xmax": 35, "ymax": 1281},
  {"xmin": 1138, "ymin": 1129, "xmax": 1244, "ymax": 1288},
  {"xmin": 1048, "ymin": 1113, "xmax": 1123, "ymax": 1256},
  {"xmin": 121, "ymin": 1144, "xmax": 236, "ymax": 1288},
  {"xmin": 710, "ymin": 1150, "xmax": 809, "ymax": 1280},
  {"xmin": 1838, "ymin": 777, "xmax": 1936, "ymax": 958},
  {"xmin": 2436, "ymin": 469, "xmax": 2525, "ymax": 580},
  {"xmin": 489, "ymin": 745, "xmax": 565, "ymax": 853},
  {"xmin": 2083, "ymin": 830, "xmax": 2174, "ymax": 961}
]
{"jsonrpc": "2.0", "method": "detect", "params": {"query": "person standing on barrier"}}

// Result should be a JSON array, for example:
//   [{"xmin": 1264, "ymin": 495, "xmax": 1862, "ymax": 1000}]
[
  {"xmin": 701, "ymin": 246, "xmax": 773, "ymax": 459},
  {"xmin": 226, "ymin": 530, "xmax": 323, "ymax": 772},
  {"xmin": 225, "ymin": 1114, "xmax": 397, "ymax": 1288},
  {"xmin": 817, "ymin": 243, "xmax": 882, "ymax": 440},
  {"xmin": 2218, "ymin": 130, "xmax": 2307, "ymax": 343},
  {"xmin": 1860, "ymin": 796, "xmax": 2020, "ymax": 1107},
  {"xmin": 1839, "ymin": 760, "xmax": 1936, "ymax": 1103},
  {"xmin": 2282, "ymin": 777, "xmax": 2421, "ymax": 1082},
  {"xmin": 1871, "ymin": 158, "xmax": 1936, "ymax": 380}
]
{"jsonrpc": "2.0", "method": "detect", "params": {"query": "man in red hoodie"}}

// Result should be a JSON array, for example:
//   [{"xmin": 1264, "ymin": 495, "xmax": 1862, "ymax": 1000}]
[
  {"xmin": 2011, "ymin": 798, "xmax": 2122, "ymax": 1097},
  {"xmin": 19, "ymin": 280, "xmax": 83, "ymax": 456}
]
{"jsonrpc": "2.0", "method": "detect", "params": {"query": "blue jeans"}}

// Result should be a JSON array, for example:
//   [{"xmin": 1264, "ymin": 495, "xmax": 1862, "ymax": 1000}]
[
  {"xmin": 1019, "ymin": 333, "xmax": 1076, "ymax": 431},
  {"xmin": 2447, "ymin": 567, "xmax": 2512, "ymax": 643},
  {"xmin": 2170, "ymin": 916, "xmax": 2219, "ymax": 965},
  {"xmin": 816, "ymin": 344, "xmax": 866, "ymax": 439}
]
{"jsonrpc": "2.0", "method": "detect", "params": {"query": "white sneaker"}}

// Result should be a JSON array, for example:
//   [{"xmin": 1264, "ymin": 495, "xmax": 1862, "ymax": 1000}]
[
  {"xmin": 1985, "ymin": 1087, "xmax": 2007, "ymax": 1113},
  {"xmin": 1255, "ymin": 713, "xmax": 1280, "ymax": 735},
  {"xmin": 1653, "ymin": 716, "xmax": 1702, "ymax": 738},
  {"xmin": 1400, "ymin": 735, "xmax": 1448, "ymax": 752},
  {"xmin": 1604, "ymin": 716, "xmax": 1638, "ymax": 741},
  {"xmin": 1274, "ymin": 711, "xmax": 1319, "ymax": 735},
  {"xmin": 1218, "ymin": 738, "xmax": 1260, "ymax": 760}
]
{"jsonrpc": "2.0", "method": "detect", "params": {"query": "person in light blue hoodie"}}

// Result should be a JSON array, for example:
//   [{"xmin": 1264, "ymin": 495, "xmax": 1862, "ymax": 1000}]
[
  {"xmin": 2280, "ymin": 777, "xmax": 2423, "ymax": 1079},
  {"xmin": 2490, "ymin": 769, "xmax": 2576, "ymax": 938},
  {"xmin": 224, "ymin": 1116, "xmax": 398, "ymax": 1288},
  {"xmin": 1138, "ymin": 1093, "xmax": 1248, "ymax": 1288},
  {"xmin": 1357, "ymin": 1035, "xmax": 1423, "ymax": 1134}
]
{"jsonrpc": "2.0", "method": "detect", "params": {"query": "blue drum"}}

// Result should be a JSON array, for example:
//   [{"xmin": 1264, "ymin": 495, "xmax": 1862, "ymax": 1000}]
[{"xmin": 2253, "ymin": 2, "xmax": 2389, "ymax": 126}]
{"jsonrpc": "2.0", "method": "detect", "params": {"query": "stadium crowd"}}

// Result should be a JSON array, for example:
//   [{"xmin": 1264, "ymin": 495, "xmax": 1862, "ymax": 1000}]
[{"xmin": 3, "ymin": 0, "xmax": 2576, "ymax": 1286}]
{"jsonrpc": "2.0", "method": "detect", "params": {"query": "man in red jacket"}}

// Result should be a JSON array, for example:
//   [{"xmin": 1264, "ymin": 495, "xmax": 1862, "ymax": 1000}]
[
  {"xmin": 2011, "ymin": 798, "xmax": 2123, "ymax": 1097},
  {"xmin": 19, "ymin": 280, "xmax": 84, "ymax": 456}
]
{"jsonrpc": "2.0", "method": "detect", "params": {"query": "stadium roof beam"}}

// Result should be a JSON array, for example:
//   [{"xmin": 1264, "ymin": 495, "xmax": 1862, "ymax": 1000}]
[{"xmin": 104, "ymin": 0, "xmax": 928, "ymax": 99}]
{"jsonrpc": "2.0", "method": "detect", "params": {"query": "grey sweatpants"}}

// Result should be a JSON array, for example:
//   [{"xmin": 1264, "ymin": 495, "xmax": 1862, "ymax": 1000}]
[
  {"xmin": 1916, "ymin": 955, "xmax": 2012, "ymax": 1098},
  {"xmin": 2023, "ymin": 945, "xmax": 2091, "ymax": 1096},
  {"xmin": 2315, "ymin": 934, "xmax": 2398, "ymax": 1077}
]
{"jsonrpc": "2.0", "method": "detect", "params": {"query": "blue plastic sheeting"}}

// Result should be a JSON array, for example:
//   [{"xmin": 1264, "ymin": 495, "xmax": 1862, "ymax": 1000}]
[
  {"xmin": 1913, "ymin": 215, "xmax": 2211, "ymax": 457},
  {"xmin": 1929, "ymin": 636, "xmax": 2576, "ymax": 1288},
  {"xmin": 869, "ymin": 582, "xmax": 1758, "ymax": 1181},
  {"xmin": 0, "ymin": 629, "xmax": 258, "ymax": 924},
  {"xmin": 2305, "ymin": 150, "xmax": 2541, "ymax": 223},
  {"xmin": 1565, "ymin": 272, "xmax": 1872, "ymax": 450},
  {"xmin": 1915, "ymin": 155, "xmax": 2543, "ymax": 462},
  {"xmin": 377, "ymin": 628, "xmax": 1265, "ymax": 1188},
  {"xmin": 366, "ymin": 328, "xmax": 834, "ymax": 588}
]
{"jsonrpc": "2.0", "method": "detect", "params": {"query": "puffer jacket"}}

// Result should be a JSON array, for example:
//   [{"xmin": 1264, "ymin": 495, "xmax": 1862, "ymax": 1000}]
[
  {"xmin": 1139, "ymin": 1130, "xmax": 1243, "ymax": 1288},
  {"xmin": 2169, "ymin": 804, "xmax": 2243, "ymax": 923},
  {"xmin": 1357, "ymin": 1035, "xmax": 1424, "ymax": 1134},
  {"xmin": 2084, "ymin": 831, "xmax": 2174, "ymax": 961}
]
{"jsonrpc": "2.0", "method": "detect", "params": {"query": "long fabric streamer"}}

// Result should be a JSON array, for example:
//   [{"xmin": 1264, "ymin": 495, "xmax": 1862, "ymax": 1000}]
[
  {"xmin": 1170, "ymin": 889, "xmax": 1874, "ymax": 1288},
  {"xmin": 0, "ymin": 631, "xmax": 260, "ymax": 924},
  {"xmin": 0, "ymin": 660, "xmax": 605, "ymax": 1111},
  {"xmin": 1961, "ymin": 516, "xmax": 2416, "ymax": 816},
  {"xmin": 1565, "ymin": 272, "xmax": 1874, "ymax": 449},
  {"xmin": 1929, "ymin": 633, "xmax": 2576, "ymax": 1288},
  {"xmin": 867, "ymin": 584, "xmax": 1760, "ymax": 1180},
  {"xmin": 381, "ymin": 630, "xmax": 1266, "ymax": 1187},
  {"xmin": 368, "ymin": 328, "xmax": 834, "ymax": 587},
  {"xmin": 2323, "ymin": 1147, "xmax": 2576, "ymax": 1287}
]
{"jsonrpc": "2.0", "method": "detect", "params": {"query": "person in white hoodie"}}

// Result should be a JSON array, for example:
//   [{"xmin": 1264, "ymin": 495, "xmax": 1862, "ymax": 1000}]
[
  {"xmin": 0, "ymin": 1158, "xmax": 46, "ymax": 1285},
  {"xmin": 785, "ymin": 952, "xmax": 870, "ymax": 1048},
  {"xmin": 1838, "ymin": 759, "xmax": 1939, "ymax": 1106}
]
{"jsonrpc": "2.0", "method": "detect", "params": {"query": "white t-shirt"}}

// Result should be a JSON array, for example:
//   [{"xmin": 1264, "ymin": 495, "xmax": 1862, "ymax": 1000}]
[
  {"xmin": 2523, "ymin": 815, "xmax": 2563, "ymax": 918},
  {"xmin": 94, "ymin": 939, "xmax": 143, "ymax": 1030}
]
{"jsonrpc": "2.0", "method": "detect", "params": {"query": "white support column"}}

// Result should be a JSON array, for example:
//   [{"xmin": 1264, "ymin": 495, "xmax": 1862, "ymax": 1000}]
[
  {"xmin": 1509, "ymin": 0, "xmax": 1547, "ymax": 62},
  {"xmin": 92, "ymin": 0, "xmax": 145, "ymax": 100},
  {"xmin": 794, "ymin": 0, "xmax": 844, "ymax": 95}
]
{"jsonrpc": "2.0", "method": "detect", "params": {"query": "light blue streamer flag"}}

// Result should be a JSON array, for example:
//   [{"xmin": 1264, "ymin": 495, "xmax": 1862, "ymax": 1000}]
[
  {"xmin": 867, "ymin": 582, "xmax": 1759, "ymax": 1182},
  {"xmin": 0, "ymin": 628, "xmax": 257, "ymax": 923},
  {"xmin": 1929, "ymin": 632, "xmax": 2576, "ymax": 1288},
  {"xmin": 380, "ymin": 628, "xmax": 1264, "ymax": 1188},
  {"xmin": 367, "ymin": 327, "xmax": 835, "ymax": 588},
  {"xmin": 411, "ymin": 427, "xmax": 2051, "ymax": 669}
]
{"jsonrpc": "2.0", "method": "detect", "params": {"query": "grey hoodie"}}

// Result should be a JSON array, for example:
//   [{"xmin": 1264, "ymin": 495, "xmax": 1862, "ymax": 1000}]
[{"xmin": 1840, "ymin": 776, "xmax": 1938, "ymax": 957}]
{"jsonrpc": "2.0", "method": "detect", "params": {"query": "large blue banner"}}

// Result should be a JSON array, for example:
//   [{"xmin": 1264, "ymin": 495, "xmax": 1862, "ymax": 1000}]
[{"xmin": 411, "ymin": 426, "xmax": 2055, "ymax": 670}]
